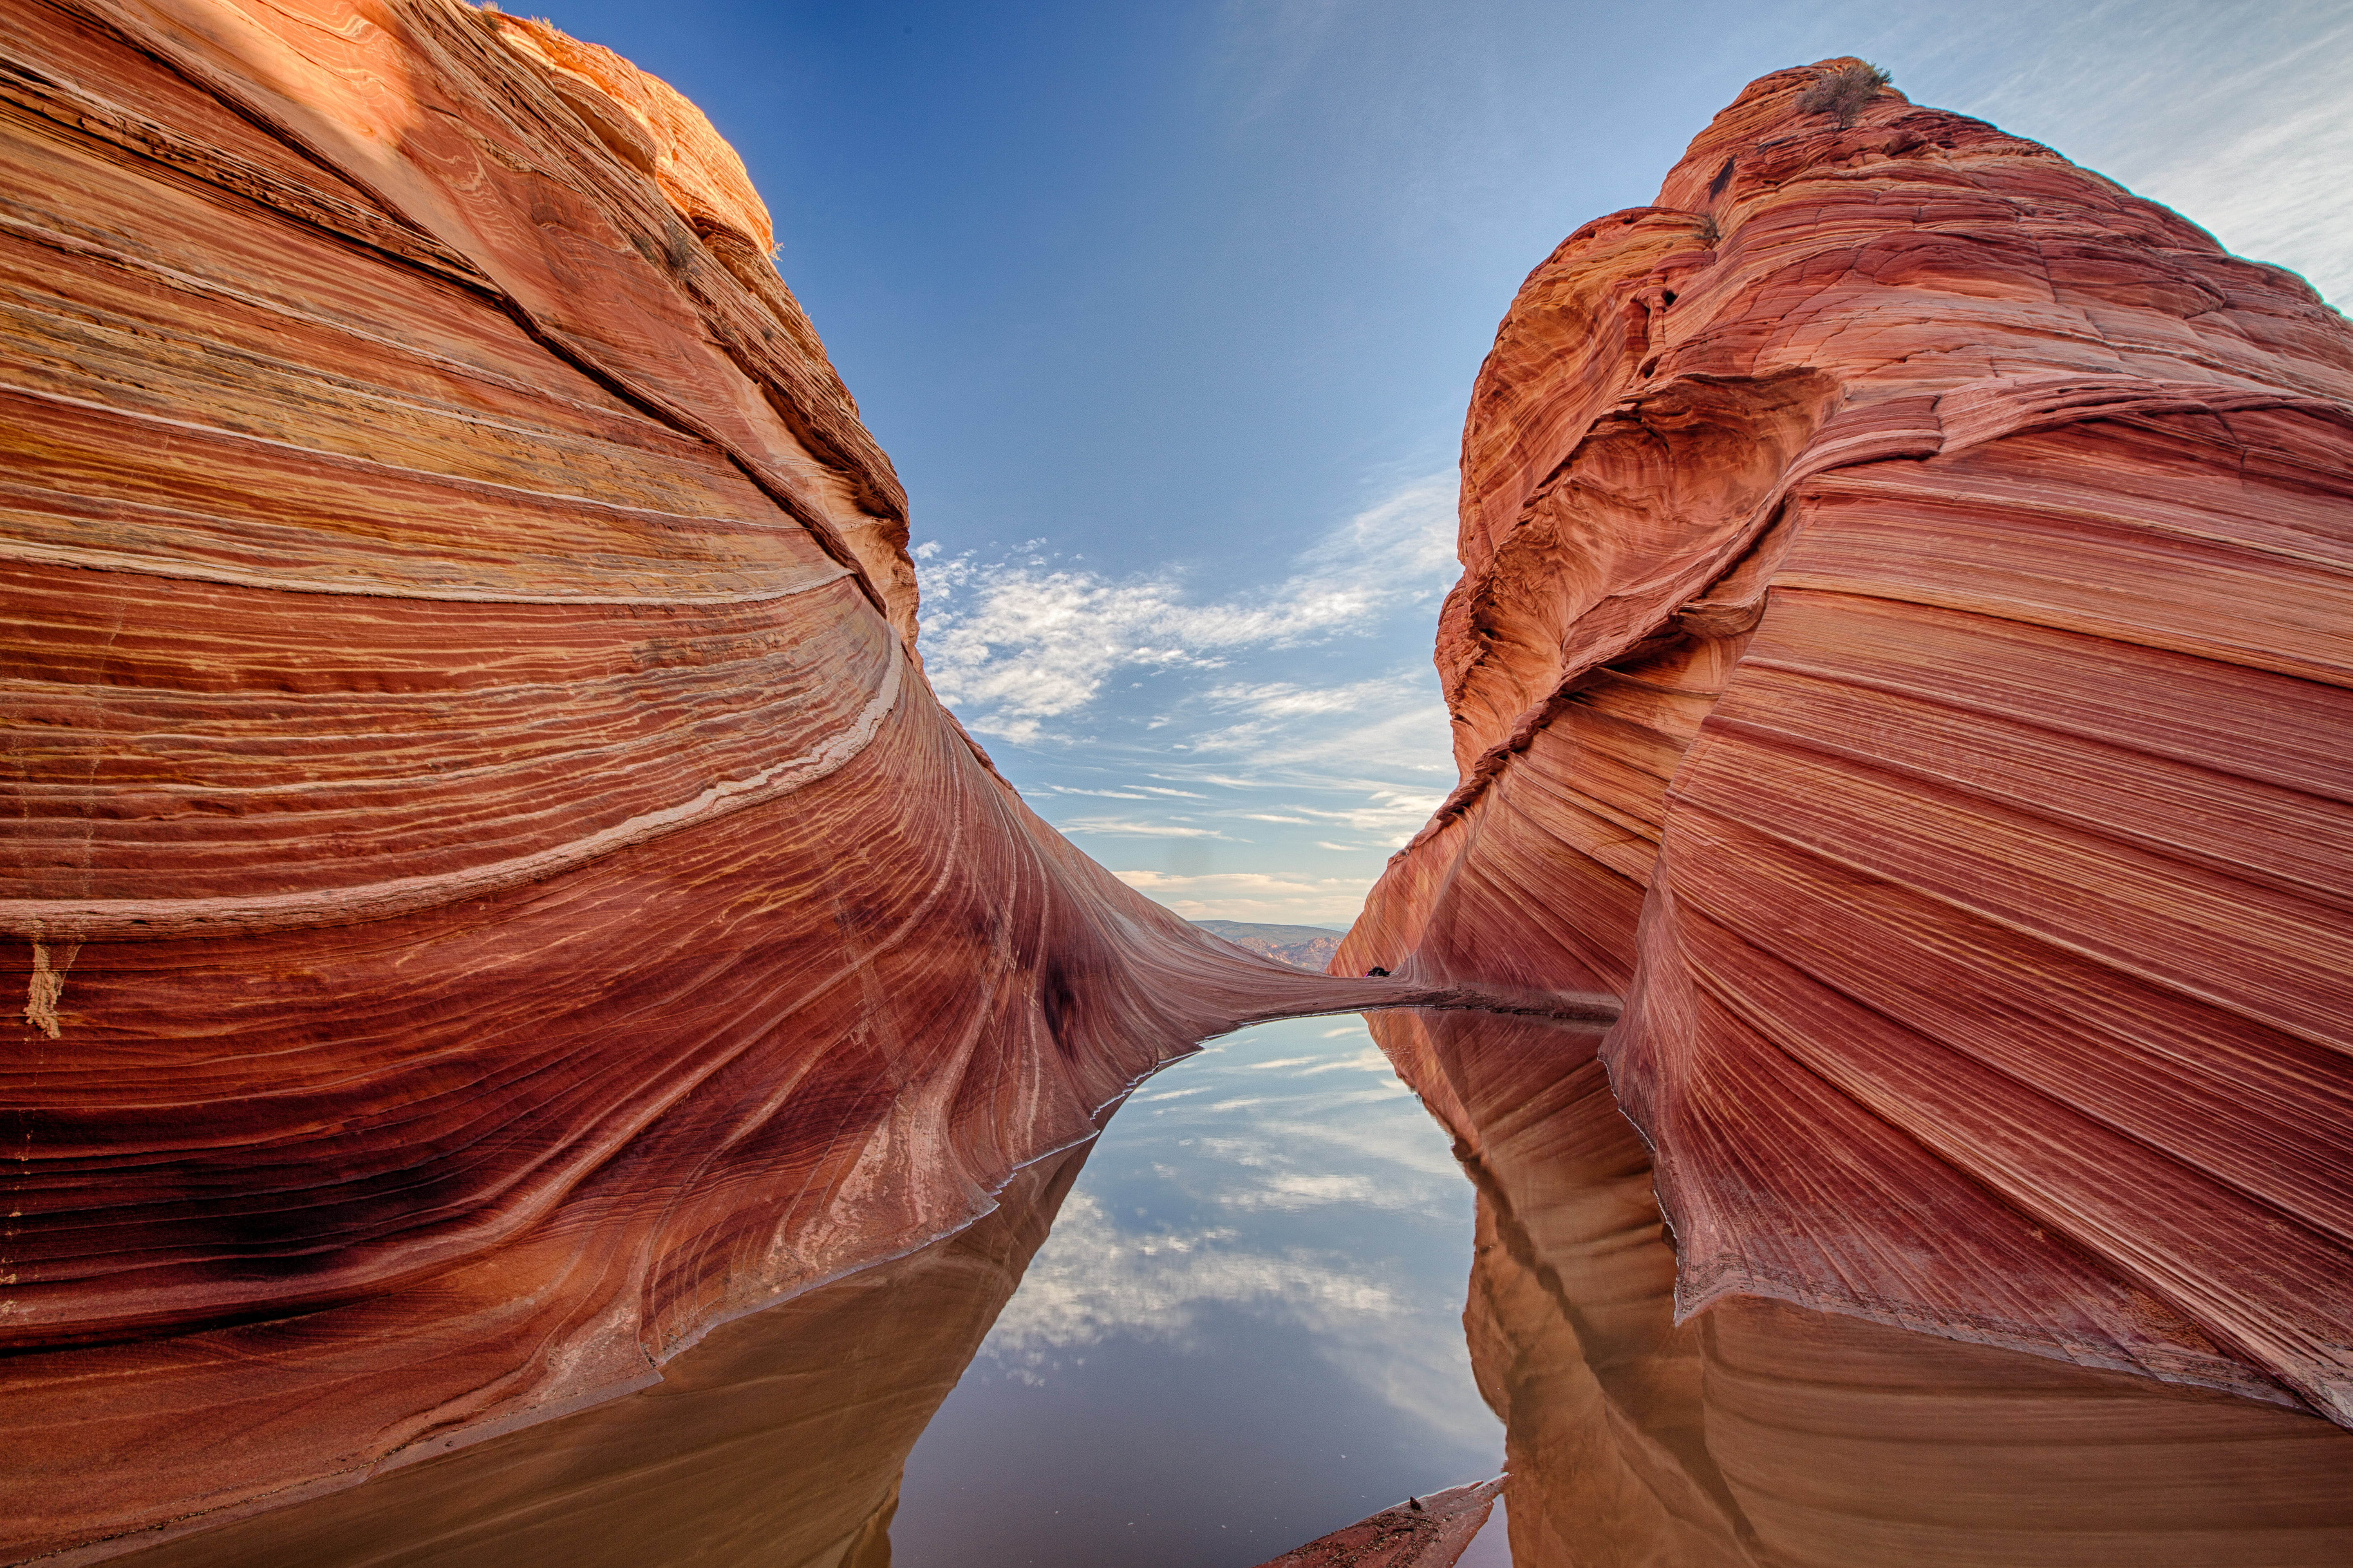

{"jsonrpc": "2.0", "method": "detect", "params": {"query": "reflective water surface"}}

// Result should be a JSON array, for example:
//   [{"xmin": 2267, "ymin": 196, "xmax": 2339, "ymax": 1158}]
[
  {"xmin": 105, "ymin": 1006, "xmax": 2353, "ymax": 1568},
  {"xmin": 891, "ymin": 1012, "xmax": 1503, "ymax": 1567}
]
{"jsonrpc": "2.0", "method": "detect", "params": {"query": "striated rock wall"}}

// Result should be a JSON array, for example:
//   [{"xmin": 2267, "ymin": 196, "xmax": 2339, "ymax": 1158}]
[
  {"xmin": 1341, "ymin": 58, "xmax": 2353, "ymax": 1430},
  {"xmin": 65, "ymin": 1143, "xmax": 1099, "ymax": 1568},
  {"xmin": 0, "ymin": 4, "xmax": 1413, "ymax": 1560},
  {"xmin": 1370, "ymin": 1007, "xmax": 2353, "ymax": 1566}
]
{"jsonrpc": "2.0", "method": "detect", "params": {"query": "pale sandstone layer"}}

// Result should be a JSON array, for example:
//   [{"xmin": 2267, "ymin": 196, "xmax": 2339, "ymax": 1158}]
[
  {"xmin": 1338, "ymin": 60, "xmax": 2353, "ymax": 1427},
  {"xmin": 0, "ymin": 3, "xmax": 1464, "ymax": 1561}
]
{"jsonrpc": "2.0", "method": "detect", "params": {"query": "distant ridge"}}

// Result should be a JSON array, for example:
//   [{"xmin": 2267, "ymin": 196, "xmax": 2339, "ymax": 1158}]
[{"xmin": 1193, "ymin": 920, "xmax": 1348, "ymax": 973}]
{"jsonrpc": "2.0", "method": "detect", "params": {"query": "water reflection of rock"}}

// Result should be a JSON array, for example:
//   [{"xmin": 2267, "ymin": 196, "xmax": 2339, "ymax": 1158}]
[
  {"xmin": 1251, "ymin": 1477, "xmax": 1504, "ymax": 1568},
  {"xmin": 109, "ymin": 1147, "xmax": 1091, "ymax": 1568},
  {"xmin": 1371, "ymin": 1009, "xmax": 2353, "ymax": 1566}
]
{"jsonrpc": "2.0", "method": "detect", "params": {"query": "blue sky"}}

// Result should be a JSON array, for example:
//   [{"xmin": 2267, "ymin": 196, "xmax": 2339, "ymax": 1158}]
[{"xmin": 540, "ymin": 0, "xmax": 2351, "ymax": 924}]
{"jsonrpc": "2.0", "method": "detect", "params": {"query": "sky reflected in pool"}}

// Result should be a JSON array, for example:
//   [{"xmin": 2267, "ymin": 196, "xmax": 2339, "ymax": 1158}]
[{"xmin": 891, "ymin": 1013, "xmax": 1501, "ymax": 1567}]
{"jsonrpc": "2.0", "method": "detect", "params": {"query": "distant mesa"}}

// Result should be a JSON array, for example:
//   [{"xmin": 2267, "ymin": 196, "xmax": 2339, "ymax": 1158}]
[{"xmin": 1193, "ymin": 919, "xmax": 1349, "ymax": 973}]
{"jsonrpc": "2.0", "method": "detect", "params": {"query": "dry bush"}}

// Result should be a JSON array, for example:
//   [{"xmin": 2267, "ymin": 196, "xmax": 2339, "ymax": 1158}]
[{"xmin": 1796, "ymin": 62, "xmax": 1891, "ymax": 128}]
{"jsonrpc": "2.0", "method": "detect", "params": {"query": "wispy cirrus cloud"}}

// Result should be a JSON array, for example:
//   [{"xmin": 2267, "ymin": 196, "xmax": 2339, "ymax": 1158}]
[
  {"xmin": 970, "ymin": 1016, "xmax": 1495, "ymax": 1448},
  {"xmin": 1057, "ymin": 816, "xmax": 1240, "ymax": 841},
  {"xmin": 1204, "ymin": 677, "xmax": 1409, "ymax": 718},
  {"xmin": 1041, "ymin": 784, "xmax": 1206, "ymax": 801},
  {"xmin": 914, "ymin": 473, "xmax": 1457, "ymax": 747},
  {"xmin": 911, "ymin": 471, "xmax": 1463, "ymax": 925},
  {"xmin": 1111, "ymin": 868, "xmax": 1372, "ymax": 926}
]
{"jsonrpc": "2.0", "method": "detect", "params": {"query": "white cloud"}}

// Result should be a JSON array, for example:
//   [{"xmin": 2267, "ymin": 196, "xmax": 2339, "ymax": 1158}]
[
  {"xmin": 1883, "ymin": 0, "xmax": 2353, "ymax": 309},
  {"xmin": 1175, "ymin": 682, "xmax": 1454, "ymax": 779},
  {"xmin": 1217, "ymin": 1171, "xmax": 1382, "ymax": 1208},
  {"xmin": 982, "ymin": 1189, "xmax": 1404, "ymax": 1358},
  {"xmin": 975, "ymin": 1186, "xmax": 1487, "ymax": 1442},
  {"xmin": 972, "ymin": 1017, "xmax": 1494, "ymax": 1445},
  {"xmin": 913, "ymin": 472, "xmax": 1458, "ymax": 746},
  {"xmin": 907, "ymin": 475, "xmax": 1464, "ymax": 927},
  {"xmin": 1295, "ymin": 1046, "xmax": 1395, "ymax": 1075},
  {"xmin": 1059, "ymin": 816, "xmax": 1240, "ymax": 840},
  {"xmin": 1111, "ymin": 868, "xmax": 1372, "ymax": 925},
  {"xmin": 1205, "ymin": 676, "xmax": 1411, "ymax": 718},
  {"xmin": 1285, "ymin": 790, "xmax": 1444, "ymax": 831}
]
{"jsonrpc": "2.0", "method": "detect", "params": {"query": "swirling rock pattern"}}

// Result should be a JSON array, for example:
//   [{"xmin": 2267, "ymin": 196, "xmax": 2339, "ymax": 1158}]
[
  {"xmin": 1340, "ymin": 60, "xmax": 2353, "ymax": 1428},
  {"xmin": 0, "ymin": 3, "xmax": 1411, "ymax": 1559},
  {"xmin": 57, "ymin": 1143, "xmax": 1098, "ymax": 1568},
  {"xmin": 1368, "ymin": 1007, "xmax": 2353, "ymax": 1566}
]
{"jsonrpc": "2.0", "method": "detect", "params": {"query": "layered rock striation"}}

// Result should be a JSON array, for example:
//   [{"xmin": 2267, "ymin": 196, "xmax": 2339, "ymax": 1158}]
[
  {"xmin": 1370, "ymin": 1007, "xmax": 2353, "ymax": 1566},
  {"xmin": 1340, "ymin": 58, "xmax": 2353, "ymax": 1427},
  {"xmin": 0, "ymin": 3, "xmax": 1415, "ymax": 1559},
  {"xmin": 54, "ymin": 1143, "xmax": 1099, "ymax": 1568}
]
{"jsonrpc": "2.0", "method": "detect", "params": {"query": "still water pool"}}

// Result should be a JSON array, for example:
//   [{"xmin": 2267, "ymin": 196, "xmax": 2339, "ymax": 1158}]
[{"xmin": 889, "ymin": 1013, "xmax": 1506, "ymax": 1567}]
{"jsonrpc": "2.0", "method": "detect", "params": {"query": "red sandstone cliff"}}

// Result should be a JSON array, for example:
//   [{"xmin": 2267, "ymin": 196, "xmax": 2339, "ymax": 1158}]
[
  {"xmin": 0, "ymin": 4, "xmax": 1413, "ymax": 1559},
  {"xmin": 1248, "ymin": 1476, "xmax": 1504, "ymax": 1568},
  {"xmin": 43, "ymin": 1145, "xmax": 1099, "ymax": 1568},
  {"xmin": 1341, "ymin": 57, "xmax": 2353, "ymax": 1432},
  {"xmin": 1371, "ymin": 1006, "xmax": 2353, "ymax": 1566}
]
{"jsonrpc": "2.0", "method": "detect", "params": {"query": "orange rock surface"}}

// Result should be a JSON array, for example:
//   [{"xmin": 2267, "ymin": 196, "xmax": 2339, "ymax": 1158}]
[
  {"xmin": 0, "ymin": 3, "xmax": 1430, "ymax": 1559},
  {"xmin": 1340, "ymin": 58, "xmax": 2353, "ymax": 1431}
]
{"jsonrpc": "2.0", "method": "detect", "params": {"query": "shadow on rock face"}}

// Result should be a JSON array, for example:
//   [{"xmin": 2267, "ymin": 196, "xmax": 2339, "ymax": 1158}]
[{"xmin": 107, "ymin": 1145, "xmax": 1092, "ymax": 1568}]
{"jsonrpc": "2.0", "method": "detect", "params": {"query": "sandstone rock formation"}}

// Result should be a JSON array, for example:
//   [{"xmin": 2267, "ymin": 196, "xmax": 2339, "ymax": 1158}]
[
  {"xmin": 1339, "ymin": 57, "xmax": 2353, "ymax": 1438},
  {"xmin": 1370, "ymin": 1007, "xmax": 2353, "ymax": 1566},
  {"xmin": 1249, "ymin": 1476, "xmax": 1504, "ymax": 1568},
  {"xmin": 56, "ymin": 1143, "xmax": 1095, "ymax": 1568},
  {"xmin": 1194, "ymin": 919, "xmax": 1347, "ymax": 973},
  {"xmin": 0, "ymin": 4, "xmax": 1419, "ymax": 1559}
]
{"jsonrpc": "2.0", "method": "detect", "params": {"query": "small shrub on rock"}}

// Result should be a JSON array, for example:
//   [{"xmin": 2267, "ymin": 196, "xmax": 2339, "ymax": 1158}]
[{"xmin": 1797, "ymin": 62, "xmax": 1891, "ymax": 127}]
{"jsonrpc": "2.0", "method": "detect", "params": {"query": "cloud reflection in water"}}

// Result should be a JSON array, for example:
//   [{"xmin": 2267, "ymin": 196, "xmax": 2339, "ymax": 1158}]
[{"xmin": 891, "ymin": 1013, "xmax": 1500, "ymax": 1567}]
